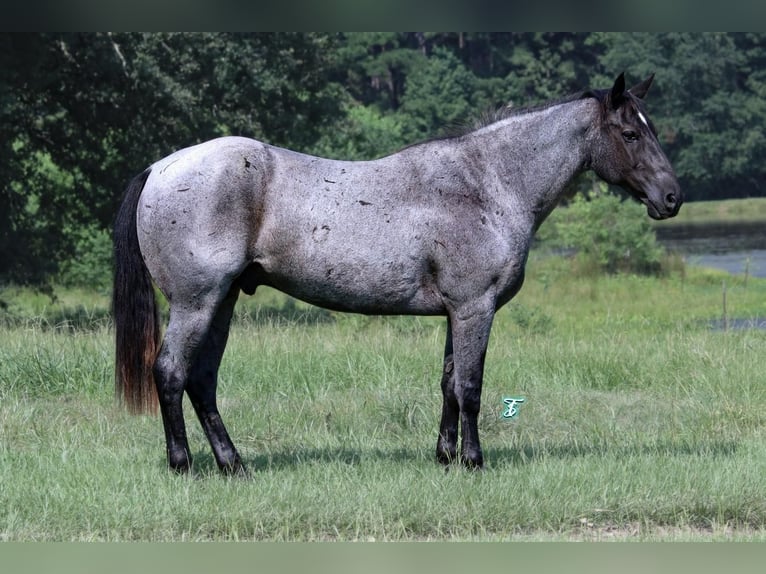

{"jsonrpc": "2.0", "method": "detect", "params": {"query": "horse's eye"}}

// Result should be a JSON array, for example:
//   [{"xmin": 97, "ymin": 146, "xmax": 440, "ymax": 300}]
[{"xmin": 622, "ymin": 130, "xmax": 639, "ymax": 143}]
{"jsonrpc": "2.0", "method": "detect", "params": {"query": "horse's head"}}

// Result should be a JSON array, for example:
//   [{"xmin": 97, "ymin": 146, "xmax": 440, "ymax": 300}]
[{"xmin": 589, "ymin": 73, "xmax": 682, "ymax": 220}]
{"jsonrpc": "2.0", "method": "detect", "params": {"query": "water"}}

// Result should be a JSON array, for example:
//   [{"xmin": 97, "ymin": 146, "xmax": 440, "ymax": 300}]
[
  {"xmin": 655, "ymin": 220, "xmax": 766, "ymax": 330},
  {"xmin": 655, "ymin": 221, "xmax": 766, "ymax": 278},
  {"xmin": 683, "ymin": 250, "xmax": 766, "ymax": 279}
]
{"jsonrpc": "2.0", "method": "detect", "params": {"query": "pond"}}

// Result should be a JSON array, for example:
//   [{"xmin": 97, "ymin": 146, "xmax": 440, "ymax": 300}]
[
  {"xmin": 655, "ymin": 221, "xmax": 766, "ymax": 278},
  {"xmin": 655, "ymin": 220, "xmax": 766, "ymax": 330}
]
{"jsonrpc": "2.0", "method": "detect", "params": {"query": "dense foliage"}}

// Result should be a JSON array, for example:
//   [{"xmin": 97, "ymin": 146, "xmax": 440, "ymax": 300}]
[
  {"xmin": 2, "ymin": 32, "xmax": 765, "ymax": 285},
  {"xmin": 537, "ymin": 183, "xmax": 666, "ymax": 275}
]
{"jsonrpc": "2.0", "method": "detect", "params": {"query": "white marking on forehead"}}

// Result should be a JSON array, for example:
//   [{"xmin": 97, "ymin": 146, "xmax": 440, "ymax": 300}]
[{"xmin": 637, "ymin": 110, "xmax": 649, "ymax": 127}]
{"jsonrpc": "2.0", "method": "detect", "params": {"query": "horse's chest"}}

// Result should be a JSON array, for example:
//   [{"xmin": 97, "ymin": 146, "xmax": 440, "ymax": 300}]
[{"xmin": 496, "ymin": 268, "xmax": 527, "ymax": 307}]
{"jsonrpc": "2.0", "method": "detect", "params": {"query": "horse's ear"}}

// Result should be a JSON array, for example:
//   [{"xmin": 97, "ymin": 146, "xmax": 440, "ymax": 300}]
[
  {"xmin": 609, "ymin": 72, "xmax": 626, "ymax": 109},
  {"xmin": 628, "ymin": 73, "xmax": 655, "ymax": 100}
]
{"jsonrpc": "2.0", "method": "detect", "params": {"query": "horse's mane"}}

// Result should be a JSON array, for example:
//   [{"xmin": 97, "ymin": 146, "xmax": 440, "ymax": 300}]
[
  {"xmin": 404, "ymin": 90, "xmax": 597, "ymax": 150},
  {"xmin": 467, "ymin": 90, "xmax": 594, "ymax": 132}
]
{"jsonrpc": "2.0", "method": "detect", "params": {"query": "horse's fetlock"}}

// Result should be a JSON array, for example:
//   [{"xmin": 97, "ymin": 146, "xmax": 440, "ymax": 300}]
[{"xmin": 168, "ymin": 452, "xmax": 192, "ymax": 474}]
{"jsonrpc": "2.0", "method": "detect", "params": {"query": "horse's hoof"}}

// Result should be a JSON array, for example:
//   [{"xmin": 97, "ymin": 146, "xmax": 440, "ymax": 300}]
[
  {"xmin": 221, "ymin": 460, "xmax": 248, "ymax": 477},
  {"xmin": 460, "ymin": 454, "xmax": 484, "ymax": 470},
  {"xmin": 436, "ymin": 448, "xmax": 457, "ymax": 466}
]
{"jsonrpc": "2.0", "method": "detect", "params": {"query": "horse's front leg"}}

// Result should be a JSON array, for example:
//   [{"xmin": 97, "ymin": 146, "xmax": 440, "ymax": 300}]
[{"xmin": 448, "ymin": 302, "xmax": 495, "ymax": 469}]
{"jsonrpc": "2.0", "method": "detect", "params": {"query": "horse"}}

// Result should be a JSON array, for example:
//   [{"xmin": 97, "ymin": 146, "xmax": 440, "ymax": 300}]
[{"xmin": 113, "ymin": 73, "xmax": 682, "ymax": 474}]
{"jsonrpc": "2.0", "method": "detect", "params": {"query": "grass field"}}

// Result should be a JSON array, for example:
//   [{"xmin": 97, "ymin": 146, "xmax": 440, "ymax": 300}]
[{"xmin": 1, "ymin": 252, "xmax": 766, "ymax": 541}]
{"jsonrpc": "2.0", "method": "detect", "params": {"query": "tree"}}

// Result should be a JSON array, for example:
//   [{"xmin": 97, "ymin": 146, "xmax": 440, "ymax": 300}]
[
  {"xmin": 398, "ymin": 46, "xmax": 477, "ymax": 142},
  {"xmin": 307, "ymin": 103, "xmax": 405, "ymax": 160},
  {"xmin": 0, "ymin": 33, "xmax": 346, "ymax": 285},
  {"xmin": 4, "ymin": 32, "xmax": 766, "ymax": 287},
  {"xmin": 592, "ymin": 32, "xmax": 766, "ymax": 200}
]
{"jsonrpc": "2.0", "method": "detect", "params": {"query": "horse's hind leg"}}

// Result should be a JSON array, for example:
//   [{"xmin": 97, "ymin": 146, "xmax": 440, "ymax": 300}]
[
  {"xmin": 185, "ymin": 284, "xmax": 244, "ymax": 475},
  {"xmin": 153, "ymin": 287, "xmax": 231, "ymax": 473},
  {"xmin": 436, "ymin": 320, "xmax": 458, "ymax": 465}
]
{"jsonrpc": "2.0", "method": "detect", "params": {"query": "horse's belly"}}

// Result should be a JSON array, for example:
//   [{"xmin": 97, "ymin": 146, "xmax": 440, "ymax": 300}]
[{"xmin": 261, "ymin": 259, "xmax": 445, "ymax": 316}]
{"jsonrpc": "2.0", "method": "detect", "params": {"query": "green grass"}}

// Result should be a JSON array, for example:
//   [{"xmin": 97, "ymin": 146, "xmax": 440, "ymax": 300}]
[{"xmin": 2, "ymin": 256, "xmax": 766, "ymax": 541}]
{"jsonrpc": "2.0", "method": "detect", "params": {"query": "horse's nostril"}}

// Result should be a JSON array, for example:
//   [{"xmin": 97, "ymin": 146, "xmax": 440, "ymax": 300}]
[{"xmin": 666, "ymin": 193, "xmax": 677, "ymax": 205}]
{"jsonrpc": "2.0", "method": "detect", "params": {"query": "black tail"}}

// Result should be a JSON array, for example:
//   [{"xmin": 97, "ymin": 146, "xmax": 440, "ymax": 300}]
[{"xmin": 113, "ymin": 168, "xmax": 159, "ymax": 414}]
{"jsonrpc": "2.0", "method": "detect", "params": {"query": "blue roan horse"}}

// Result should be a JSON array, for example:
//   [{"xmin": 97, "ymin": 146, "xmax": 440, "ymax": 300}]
[{"xmin": 113, "ymin": 73, "xmax": 682, "ymax": 474}]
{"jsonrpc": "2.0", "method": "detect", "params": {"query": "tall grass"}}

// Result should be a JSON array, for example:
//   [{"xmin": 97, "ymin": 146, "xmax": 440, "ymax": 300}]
[{"xmin": 2, "ymin": 255, "xmax": 766, "ymax": 540}]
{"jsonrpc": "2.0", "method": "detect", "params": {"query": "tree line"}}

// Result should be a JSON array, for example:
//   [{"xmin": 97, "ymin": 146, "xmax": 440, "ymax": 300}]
[{"xmin": 1, "ymin": 32, "xmax": 764, "ymax": 286}]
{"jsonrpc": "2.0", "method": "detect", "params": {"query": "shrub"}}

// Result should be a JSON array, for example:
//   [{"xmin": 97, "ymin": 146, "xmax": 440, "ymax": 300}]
[
  {"xmin": 538, "ymin": 183, "xmax": 666, "ymax": 275},
  {"xmin": 57, "ymin": 226, "xmax": 112, "ymax": 292}
]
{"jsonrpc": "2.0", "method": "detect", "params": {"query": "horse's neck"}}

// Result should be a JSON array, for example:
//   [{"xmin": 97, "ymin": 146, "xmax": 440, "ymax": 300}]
[{"xmin": 464, "ymin": 98, "xmax": 598, "ymax": 229}]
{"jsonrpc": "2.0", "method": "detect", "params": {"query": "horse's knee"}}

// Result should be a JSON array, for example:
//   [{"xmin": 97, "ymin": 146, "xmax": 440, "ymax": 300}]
[{"xmin": 440, "ymin": 357, "xmax": 456, "ymax": 397}]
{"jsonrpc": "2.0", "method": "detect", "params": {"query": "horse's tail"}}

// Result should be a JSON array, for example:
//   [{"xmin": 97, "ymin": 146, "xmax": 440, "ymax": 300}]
[{"xmin": 113, "ymin": 168, "xmax": 160, "ymax": 414}]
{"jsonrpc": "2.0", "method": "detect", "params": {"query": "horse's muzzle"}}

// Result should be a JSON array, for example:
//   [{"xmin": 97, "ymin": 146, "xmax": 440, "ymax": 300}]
[{"xmin": 643, "ymin": 176, "xmax": 683, "ymax": 220}]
